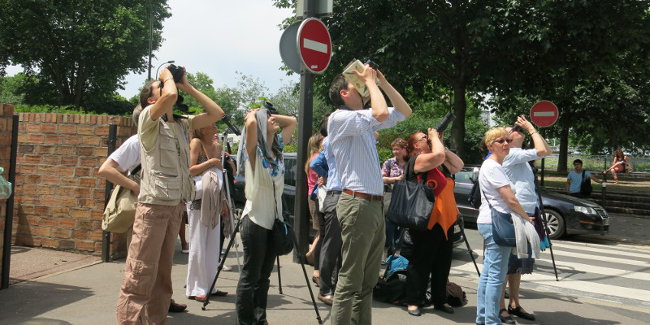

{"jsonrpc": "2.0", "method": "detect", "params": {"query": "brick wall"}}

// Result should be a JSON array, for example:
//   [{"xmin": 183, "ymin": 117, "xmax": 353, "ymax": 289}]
[
  {"xmin": 0, "ymin": 104, "xmax": 15, "ymax": 285},
  {"xmin": 11, "ymin": 112, "xmax": 135, "ymax": 258}
]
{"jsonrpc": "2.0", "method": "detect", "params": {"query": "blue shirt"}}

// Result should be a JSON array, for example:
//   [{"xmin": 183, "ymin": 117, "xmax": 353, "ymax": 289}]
[
  {"xmin": 502, "ymin": 148, "xmax": 542, "ymax": 215},
  {"xmin": 328, "ymin": 107, "xmax": 405, "ymax": 195},
  {"xmin": 310, "ymin": 137, "xmax": 342, "ymax": 192},
  {"xmin": 567, "ymin": 170, "xmax": 591, "ymax": 194}
]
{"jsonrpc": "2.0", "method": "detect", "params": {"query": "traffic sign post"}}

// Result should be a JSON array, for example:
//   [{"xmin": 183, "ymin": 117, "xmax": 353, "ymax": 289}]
[
  {"xmin": 297, "ymin": 18, "xmax": 332, "ymax": 74},
  {"xmin": 529, "ymin": 100, "xmax": 559, "ymax": 186},
  {"xmin": 285, "ymin": 1, "xmax": 332, "ymax": 268},
  {"xmin": 530, "ymin": 100, "xmax": 559, "ymax": 128}
]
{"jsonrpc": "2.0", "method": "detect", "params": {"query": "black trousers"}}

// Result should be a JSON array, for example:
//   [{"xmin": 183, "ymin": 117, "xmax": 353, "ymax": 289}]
[
  {"xmin": 405, "ymin": 224, "xmax": 453, "ymax": 307},
  {"xmin": 236, "ymin": 216, "xmax": 276, "ymax": 325},
  {"xmin": 318, "ymin": 192, "xmax": 342, "ymax": 296}
]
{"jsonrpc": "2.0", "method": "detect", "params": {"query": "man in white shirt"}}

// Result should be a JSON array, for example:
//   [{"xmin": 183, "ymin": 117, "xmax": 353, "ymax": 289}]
[{"xmin": 327, "ymin": 64, "xmax": 411, "ymax": 325}]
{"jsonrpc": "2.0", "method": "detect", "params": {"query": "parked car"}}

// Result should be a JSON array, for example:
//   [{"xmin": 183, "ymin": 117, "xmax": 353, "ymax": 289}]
[
  {"xmin": 232, "ymin": 153, "xmax": 465, "ymax": 245},
  {"xmin": 454, "ymin": 166, "xmax": 610, "ymax": 239}
]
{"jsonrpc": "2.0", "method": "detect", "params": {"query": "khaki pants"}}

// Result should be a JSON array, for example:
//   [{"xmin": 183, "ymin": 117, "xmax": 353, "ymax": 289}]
[
  {"xmin": 116, "ymin": 202, "xmax": 184, "ymax": 325},
  {"xmin": 331, "ymin": 193, "xmax": 384, "ymax": 325}
]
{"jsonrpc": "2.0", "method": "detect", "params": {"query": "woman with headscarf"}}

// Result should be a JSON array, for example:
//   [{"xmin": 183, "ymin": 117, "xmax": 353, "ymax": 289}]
[{"xmin": 235, "ymin": 105, "xmax": 297, "ymax": 325}]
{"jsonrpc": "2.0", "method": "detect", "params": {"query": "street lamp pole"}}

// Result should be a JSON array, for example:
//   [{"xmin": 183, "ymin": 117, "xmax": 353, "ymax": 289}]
[{"xmin": 147, "ymin": 0, "xmax": 153, "ymax": 80}]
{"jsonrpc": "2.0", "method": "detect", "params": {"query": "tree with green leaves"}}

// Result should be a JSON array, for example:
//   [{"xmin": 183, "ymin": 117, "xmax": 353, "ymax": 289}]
[
  {"xmin": 0, "ymin": 0, "xmax": 170, "ymax": 109},
  {"xmin": 482, "ymin": 0, "xmax": 650, "ymax": 171},
  {"xmin": 273, "ymin": 0, "xmax": 526, "ymax": 160}
]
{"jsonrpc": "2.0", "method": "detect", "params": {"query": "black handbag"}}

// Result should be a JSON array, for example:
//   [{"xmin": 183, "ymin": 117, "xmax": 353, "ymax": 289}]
[
  {"xmin": 271, "ymin": 183, "xmax": 294, "ymax": 256},
  {"xmin": 580, "ymin": 170, "xmax": 592, "ymax": 195},
  {"xmin": 387, "ymin": 156, "xmax": 435, "ymax": 231},
  {"xmin": 481, "ymin": 189, "xmax": 516, "ymax": 247}
]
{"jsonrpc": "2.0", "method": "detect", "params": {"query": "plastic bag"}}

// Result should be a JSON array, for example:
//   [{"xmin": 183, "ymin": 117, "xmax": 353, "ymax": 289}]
[{"xmin": 0, "ymin": 167, "xmax": 12, "ymax": 200}]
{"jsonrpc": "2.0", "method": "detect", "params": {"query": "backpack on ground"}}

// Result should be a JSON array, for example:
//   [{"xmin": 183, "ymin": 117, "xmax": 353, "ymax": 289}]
[
  {"xmin": 446, "ymin": 281, "xmax": 468, "ymax": 307},
  {"xmin": 373, "ymin": 254, "xmax": 409, "ymax": 305}
]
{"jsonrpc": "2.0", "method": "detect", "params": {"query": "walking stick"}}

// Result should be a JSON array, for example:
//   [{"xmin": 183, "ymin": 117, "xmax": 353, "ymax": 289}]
[
  {"xmin": 277, "ymin": 255, "xmax": 283, "ymax": 294},
  {"xmin": 537, "ymin": 193, "xmax": 559, "ymax": 281}
]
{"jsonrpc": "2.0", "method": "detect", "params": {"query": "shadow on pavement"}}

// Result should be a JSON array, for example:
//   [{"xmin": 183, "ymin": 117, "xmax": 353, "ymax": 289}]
[
  {"xmin": 534, "ymin": 311, "xmax": 623, "ymax": 325},
  {"xmin": 0, "ymin": 281, "xmax": 92, "ymax": 323}
]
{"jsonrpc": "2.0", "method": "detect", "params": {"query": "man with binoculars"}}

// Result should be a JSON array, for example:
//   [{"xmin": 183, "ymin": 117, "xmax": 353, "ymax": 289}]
[{"xmin": 116, "ymin": 66, "xmax": 225, "ymax": 324}]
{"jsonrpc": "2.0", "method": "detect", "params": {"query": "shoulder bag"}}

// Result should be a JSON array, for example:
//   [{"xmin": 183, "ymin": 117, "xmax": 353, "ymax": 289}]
[
  {"xmin": 387, "ymin": 156, "xmax": 435, "ymax": 231},
  {"xmin": 271, "ymin": 182, "xmax": 294, "ymax": 256},
  {"xmin": 482, "ymin": 187, "xmax": 516, "ymax": 247},
  {"xmin": 102, "ymin": 166, "xmax": 141, "ymax": 233}
]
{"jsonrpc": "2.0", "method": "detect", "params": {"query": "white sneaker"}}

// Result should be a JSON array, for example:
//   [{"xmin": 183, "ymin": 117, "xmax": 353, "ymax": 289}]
[{"xmin": 222, "ymin": 265, "xmax": 232, "ymax": 271}]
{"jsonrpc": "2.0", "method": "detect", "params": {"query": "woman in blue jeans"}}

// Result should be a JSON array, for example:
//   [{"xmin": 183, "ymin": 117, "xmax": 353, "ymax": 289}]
[{"xmin": 476, "ymin": 127, "xmax": 532, "ymax": 325}]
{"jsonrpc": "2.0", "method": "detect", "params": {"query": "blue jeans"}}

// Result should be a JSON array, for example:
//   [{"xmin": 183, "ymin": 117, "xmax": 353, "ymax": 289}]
[{"xmin": 476, "ymin": 223, "xmax": 511, "ymax": 325}]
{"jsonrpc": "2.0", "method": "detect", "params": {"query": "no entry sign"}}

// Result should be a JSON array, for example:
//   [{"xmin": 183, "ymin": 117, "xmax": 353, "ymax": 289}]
[
  {"xmin": 297, "ymin": 18, "xmax": 332, "ymax": 74},
  {"xmin": 530, "ymin": 101, "xmax": 559, "ymax": 128}
]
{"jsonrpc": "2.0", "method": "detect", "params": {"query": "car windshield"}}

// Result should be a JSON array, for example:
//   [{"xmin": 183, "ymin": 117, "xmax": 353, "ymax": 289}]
[{"xmin": 455, "ymin": 171, "xmax": 473, "ymax": 185}]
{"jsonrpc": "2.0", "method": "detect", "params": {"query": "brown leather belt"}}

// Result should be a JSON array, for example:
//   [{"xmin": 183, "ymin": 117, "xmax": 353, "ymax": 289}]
[{"xmin": 343, "ymin": 189, "xmax": 383, "ymax": 201}]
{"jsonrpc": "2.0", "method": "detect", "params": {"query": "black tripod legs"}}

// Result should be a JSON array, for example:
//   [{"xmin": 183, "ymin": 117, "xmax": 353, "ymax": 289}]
[{"xmin": 202, "ymin": 217, "xmax": 242, "ymax": 311}]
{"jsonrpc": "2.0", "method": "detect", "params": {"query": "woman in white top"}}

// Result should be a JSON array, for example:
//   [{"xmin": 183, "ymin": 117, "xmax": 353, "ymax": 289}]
[
  {"xmin": 475, "ymin": 127, "xmax": 531, "ymax": 325},
  {"xmin": 185, "ymin": 124, "xmax": 230, "ymax": 302},
  {"xmin": 235, "ymin": 106, "xmax": 296, "ymax": 325}
]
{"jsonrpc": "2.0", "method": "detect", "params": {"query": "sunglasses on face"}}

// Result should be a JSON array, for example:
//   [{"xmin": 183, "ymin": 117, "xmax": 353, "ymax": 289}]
[{"xmin": 493, "ymin": 138, "xmax": 512, "ymax": 144}]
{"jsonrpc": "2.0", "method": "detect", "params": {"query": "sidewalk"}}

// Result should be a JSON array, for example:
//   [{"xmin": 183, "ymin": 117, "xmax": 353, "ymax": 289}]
[{"xmin": 1, "ymin": 246, "xmax": 648, "ymax": 325}]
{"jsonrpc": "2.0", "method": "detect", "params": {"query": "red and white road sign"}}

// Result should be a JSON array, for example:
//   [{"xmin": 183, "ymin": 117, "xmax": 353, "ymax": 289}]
[
  {"xmin": 530, "ymin": 101, "xmax": 559, "ymax": 127},
  {"xmin": 297, "ymin": 18, "xmax": 332, "ymax": 74}
]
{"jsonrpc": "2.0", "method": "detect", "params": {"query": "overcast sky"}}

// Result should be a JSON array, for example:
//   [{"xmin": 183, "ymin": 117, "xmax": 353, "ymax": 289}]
[{"xmin": 6, "ymin": 0, "xmax": 299, "ymax": 98}]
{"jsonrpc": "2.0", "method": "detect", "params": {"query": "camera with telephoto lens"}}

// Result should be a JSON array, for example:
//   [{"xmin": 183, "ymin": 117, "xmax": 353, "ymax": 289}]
[
  {"xmin": 436, "ymin": 112, "xmax": 456, "ymax": 132},
  {"xmin": 167, "ymin": 64, "xmax": 185, "ymax": 82},
  {"xmin": 263, "ymin": 102, "xmax": 279, "ymax": 115}
]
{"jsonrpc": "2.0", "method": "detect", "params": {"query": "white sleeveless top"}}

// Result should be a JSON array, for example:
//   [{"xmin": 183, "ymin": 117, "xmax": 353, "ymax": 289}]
[{"xmin": 241, "ymin": 147, "xmax": 284, "ymax": 230}]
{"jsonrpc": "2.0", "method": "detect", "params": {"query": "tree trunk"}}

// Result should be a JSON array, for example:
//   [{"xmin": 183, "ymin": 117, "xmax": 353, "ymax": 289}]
[
  {"xmin": 558, "ymin": 120, "xmax": 570, "ymax": 173},
  {"xmin": 451, "ymin": 82, "xmax": 467, "ymax": 159}
]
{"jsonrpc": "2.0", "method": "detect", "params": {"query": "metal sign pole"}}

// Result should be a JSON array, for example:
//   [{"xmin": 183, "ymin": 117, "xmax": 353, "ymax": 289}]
[
  {"xmin": 292, "ymin": 0, "xmax": 315, "ymax": 263},
  {"xmin": 1, "ymin": 115, "xmax": 18, "ymax": 289},
  {"xmin": 102, "ymin": 125, "xmax": 118, "ymax": 262}
]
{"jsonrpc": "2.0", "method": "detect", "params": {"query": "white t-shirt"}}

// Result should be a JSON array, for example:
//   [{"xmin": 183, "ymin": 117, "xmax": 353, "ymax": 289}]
[
  {"xmin": 477, "ymin": 159, "xmax": 514, "ymax": 224},
  {"xmin": 108, "ymin": 134, "xmax": 140, "ymax": 173},
  {"xmin": 502, "ymin": 148, "xmax": 541, "ymax": 215}
]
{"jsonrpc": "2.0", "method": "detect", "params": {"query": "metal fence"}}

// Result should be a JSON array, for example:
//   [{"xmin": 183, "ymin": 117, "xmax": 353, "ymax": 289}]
[{"xmin": 541, "ymin": 154, "xmax": 650, "ymax": 173}]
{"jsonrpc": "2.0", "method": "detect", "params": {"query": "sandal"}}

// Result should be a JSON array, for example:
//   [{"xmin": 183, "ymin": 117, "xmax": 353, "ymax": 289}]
[
  {"xmin": 508, "ymin": 306, "xmax": 536, "ymax": 321},
  {"xmin": 499, "ymin": 309, "xmax": 516, "ymax": 324}
]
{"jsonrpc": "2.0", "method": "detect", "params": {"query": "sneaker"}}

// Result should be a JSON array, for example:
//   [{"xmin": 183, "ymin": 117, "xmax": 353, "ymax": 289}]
[{"xmin": 222, "ymin": 264, "xmax": 232, "ymax": 271}]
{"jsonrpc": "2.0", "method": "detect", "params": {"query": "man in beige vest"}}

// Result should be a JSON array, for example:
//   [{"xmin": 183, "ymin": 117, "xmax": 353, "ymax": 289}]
[{"xmin": 116, "ymin": 66, "xmax": 224, "ymax": 324}]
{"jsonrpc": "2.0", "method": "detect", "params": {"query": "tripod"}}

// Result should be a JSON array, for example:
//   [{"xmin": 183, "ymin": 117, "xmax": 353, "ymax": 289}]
[
  {"xmin": 202, "ymin": 208, "xmax": 323, "ymax": 324},
  {"xmin": 459, "ymin": 223, "xmax": 481, "ymax": 276}
]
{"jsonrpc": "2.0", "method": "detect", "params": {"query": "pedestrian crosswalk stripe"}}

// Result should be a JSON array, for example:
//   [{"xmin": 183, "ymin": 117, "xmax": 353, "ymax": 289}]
[
  {"xmin": 548, "ymin": 249, "xmax": 647, "ymax": 267},
  {"xmin": 452, "ymin": 258, "xmax": 650, "ymax": 303},
  {"xmin": 551, "ymin": 242, "xmax": 650, "ymax": 259}
]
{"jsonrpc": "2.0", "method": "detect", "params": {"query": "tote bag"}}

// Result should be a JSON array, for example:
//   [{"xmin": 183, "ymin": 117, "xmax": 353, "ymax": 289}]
[{"xmin": 387, "ymin": 156, "xmax": 435, "ymax": 231}]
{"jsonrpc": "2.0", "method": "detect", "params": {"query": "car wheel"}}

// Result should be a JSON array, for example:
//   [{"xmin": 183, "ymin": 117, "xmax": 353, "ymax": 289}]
[{"xmin": 541, "ymin": 209, "xmax": 565, "ymax": 239}]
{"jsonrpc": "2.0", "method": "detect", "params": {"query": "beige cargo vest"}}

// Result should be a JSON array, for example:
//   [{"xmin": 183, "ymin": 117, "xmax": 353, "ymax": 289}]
[{"xmin": 138, "ymin": 108, "xmax": 195, "ymax": 206}]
